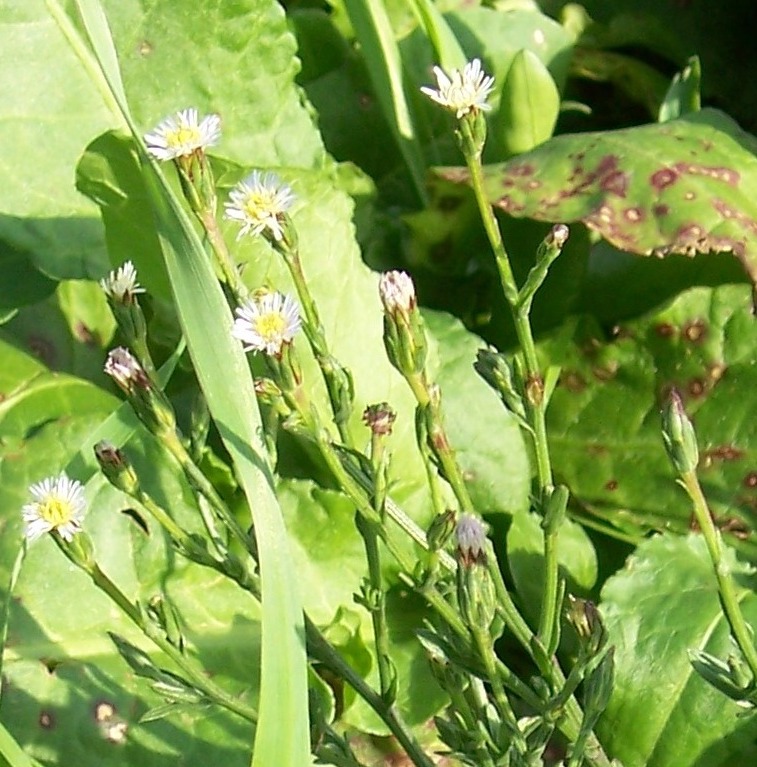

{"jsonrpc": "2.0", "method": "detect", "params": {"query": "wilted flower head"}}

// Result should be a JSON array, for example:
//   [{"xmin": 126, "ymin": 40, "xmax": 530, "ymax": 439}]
[
  {"xmin": 232, "ymin": 291, "xmax": 301, "ymax": 356},
  {"xmin": 104, "ymin": 347, "xmax": 150, "ymax": 392},
  {"xmin": 379, "ymin": 271, "xmax": 416, "ymax": 315},
  {"xmin": 100, "ymin": 261, "xmax": 145, "ymax": 304},
  {"xmin": 144, "ymin": 108, "xmax": 221, "ymax": 161},
  {"xmin": 22, "ymin": 473, "xmax": 86, "ymax": 542},
  {"xmin": 455, "ymin": 513, "xmax": 488, "ymax": 566},
  {"xmin": 363, "ymin": 402, "xmax": 397, "ymax": 436},
  {"xmin": 224, "ymin": 171, "xmax": 296, "ymax": 241},
  {"xmin": 421, "ymin": 58, "xmax": 495, "ymax": 119}
]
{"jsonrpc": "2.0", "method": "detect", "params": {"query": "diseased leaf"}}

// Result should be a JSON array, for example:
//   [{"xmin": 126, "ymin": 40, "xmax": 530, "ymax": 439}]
[
  {"xmin": 543, "ymin": 284, "xmax": 757, "ymax": 558},
  {"xmin": 439, "ymin": 109, "xmax": 757, "ymax": 287}
]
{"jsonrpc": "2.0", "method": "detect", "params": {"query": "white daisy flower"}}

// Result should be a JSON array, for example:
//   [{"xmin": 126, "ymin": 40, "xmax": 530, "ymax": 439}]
[
  {"xmin": 22, "ymin": 473, "xmax": 87, "ymax": 542},
  {"xmin": 100, "ymin": 261, "xmax": 145, "ymax": 303},
  {"xmin": 421, "ymin": 58, "xmax": 495, "ymax": 119},
  {"xmin": 224, "ymin": 171, "xmax": 296, "ymax": 241},
  {"xmin": 144, "ymin": 108, "xmax": 221, "ymax": 161},
  {"xmin": 379, "ymin": 270, "xmax": 416, "ymax": 315},
  {"xmin": 232, "ymin": 292, "xmax": 302, "ymax": 356}
]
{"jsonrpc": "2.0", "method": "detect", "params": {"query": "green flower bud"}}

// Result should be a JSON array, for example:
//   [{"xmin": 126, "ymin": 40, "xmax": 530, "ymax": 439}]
[
  {"xmin": 94, "ymin": 441, "xmax": 140, "ymax": 497},
  {"xmin": 427, "ymin": 509, "xmax": 457, "ymax": 552},
  {"xmin": 661, "ymin": 389, "xmax": 699, "ymax": 475},
  {"xmin": 379, "ymin": 271, "xmax": 427, "ymax": 378}
]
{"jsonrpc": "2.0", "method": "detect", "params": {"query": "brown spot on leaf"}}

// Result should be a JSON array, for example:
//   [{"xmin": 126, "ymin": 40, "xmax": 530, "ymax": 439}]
[
  {"xmin": 593, "ymin": 363, "xmax": 618, "ymax": 382},
  {"xmin": 653, "ymin": 203, "xmax": 670, "ymax": 217},
  {"xmin": 702, "ymin": 445, "xmax": 744, "ymax": 462},
  {"xmin": 605, "ymin": 479, "xmax": 618, "ymax": 491},
  {"xmin": 655, "ymin": 322, "xmax": 676, "ymax": 338},
  {"xmin": 510, "ymin": 163, "xmax": 535, "ymax": 177},
  {"xmin": 708, "ymin": 362, "xmax": 726, "ymax": 382},
  {"xmin": 600, "ymin": 169, "xmax": 629, "ymax": 198},
  {"xmin": 743, "ymin": 472, "xmax": 757, "ymax": 489},
  {"xmin": 684, "ymin": 191, "xmax": 696, "ymax": 201},
  {"xmin": 94, "ymin": 701, "xmax": 116, "ymax": 722},
  {"xmin": 27, "ymin": 336, "xmax": 56, "ymax": 367},
  {"xmin": 687, "ymin": 378, "xmax": 706, "ymax": 397},
  {"xmin": 39, "ymin": 711, "xmax": 55, "ymax": 729},
  {"xmin": 137, "ymin": 40, "xmax": 153, "ymax": 56},
  {"xmin": 560, "ymin": 371, "xmax": 586, "ymax": 392},
  {"xmin": 682, "ymin": 319, "xmax": 707, "ymax": 343},
  {"xmin": 624, "ymin": 207, "xmax": 643, "ymax": 223},
  {"xmin": 650, "ymin": 168, "xmax": 679, "ymax": 190},
  {"xmin": 74, "ymin": 322, "xmax": 98, "ymax": 346}
]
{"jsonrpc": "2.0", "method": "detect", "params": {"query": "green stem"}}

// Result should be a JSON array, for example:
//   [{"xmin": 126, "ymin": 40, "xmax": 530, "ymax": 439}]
[
  {"xmin": 280, "ymin": 246, "xmax": 354, "ymax": 445},
  {"xmin": 83, "ymin": 560, "xmax": 258, "ymax": 722},
  {"xmin": 305, "ymin": 617, "xmax": 434, "ymax": 767},
  {"xmin": 461, "ymin": 119, "xmax": 559, "ymax": 650},
  {"xmin": 682, "ymin": 470, "xmax": 757, "ymax": 679},
  {"xmin": 200, "ymin": 209, "xmax": 247, "ymax": 304}
]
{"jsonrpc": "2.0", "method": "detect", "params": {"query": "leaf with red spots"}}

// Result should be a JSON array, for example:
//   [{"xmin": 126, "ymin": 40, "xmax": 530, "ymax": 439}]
[
  {"xmin": 438, "ymin": 109, "xmax": 757, "ymax": 287},
  {"xmin": 542, "ymin": 283, "xmax": 757, "ymax": 559}
]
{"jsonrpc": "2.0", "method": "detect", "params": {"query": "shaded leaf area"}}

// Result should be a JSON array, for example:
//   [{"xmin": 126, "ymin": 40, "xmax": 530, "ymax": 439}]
[
  {"xmin": 540, "ymin": 0, "xmax": 757, "ymax": 134},
  {"xmin": 438, "ymin": 109, "xmax": 757, "ymax": 287},
  {"xmin": 0, "ymin": 338, "xmax": 261, "ymax": 766},
  {"xmin": 293, "ymin": 5, "xmax": 572, "ymax": 189},
  {"xmin": 543, "ymin": 284, "xmax": 757, "ymax": 557},
  {"xmin": 598, "ymin": 534, "xmax": 757, "ymax": 767}
]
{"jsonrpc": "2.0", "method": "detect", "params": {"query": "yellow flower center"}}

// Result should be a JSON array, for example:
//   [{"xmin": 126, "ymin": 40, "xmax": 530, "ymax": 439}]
[
  {"xmin": 39, "ymin": 497, "xmax": 73, "ymax": 527},
  {"xmin": 243, "ymin": 193, "xmax": 276, "ymax": 219},
  {"xmin": 254, "ymin": 313, "xmax": 286, "ymax": 341},
  {"xmin": 167, "ymin": 126, "xmax": 200, "ymax": 149}
]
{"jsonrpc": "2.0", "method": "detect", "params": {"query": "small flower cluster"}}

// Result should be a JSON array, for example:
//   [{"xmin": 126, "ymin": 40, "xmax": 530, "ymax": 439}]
[
  {"xmin": 144, "ymin": 108, "xmax": 221, "ymax": 161},
  {"xmin": 232, "ymin": 291, "xmax": 302, "ymax": 357}
]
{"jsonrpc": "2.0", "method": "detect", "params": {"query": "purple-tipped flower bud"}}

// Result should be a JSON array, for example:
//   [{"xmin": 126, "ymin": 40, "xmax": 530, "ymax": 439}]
[
  {"xmin": 104, "ymin": 347, "xmax": 151, "ymax": 394},
  {"xmin": 379, "ymin": 270, "xmax": 416, "ymax": 315},
  {"xmin": 379, "ymin": 271, "xmax": 427, "ymax": 378},
  {"xmin": 95, "ymin": 441, "xmax": 140, "ymax": 497},
  {"xmin": 548, "ymin": 224, "xmax": 569, "ymax": 249},
  {"xmin": 455, "ymin": 513, "xmax": 488, "ymax": 567}
]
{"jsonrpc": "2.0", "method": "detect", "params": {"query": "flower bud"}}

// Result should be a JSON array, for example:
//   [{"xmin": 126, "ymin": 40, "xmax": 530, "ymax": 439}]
[
  {"xmin": 362, "ymin": 402, "xmax": 397, "ymax": 437},
  {"xmin": 474, "ymin": 348, "xmax": 526, "ymax": 420},
  {"xmin": 427, "ymin": 509, "xmax": 456, "ymax": 552},
  {"xmin": 455, "ymin": 513, "xmax": 488, "ymax": 567},
  {"xmin": 379, "ymin": 271, "xmax": 427, "ymax": 378},
  {"xmin": 661, "ymin": 389, "xmax": 699, "ymax": 475},
  {"xmin": 94, "ymin": 441, "xmax": 141, "ymax": 497}
]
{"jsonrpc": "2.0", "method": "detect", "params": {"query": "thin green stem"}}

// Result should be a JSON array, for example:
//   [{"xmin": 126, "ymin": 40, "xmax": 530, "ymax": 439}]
[
  {"xmin": 305, "ymin": 617, "xmax": 434, "ymax": 767},
  {"xmin": 83, "ymin": 560, "xmax": 258, "ymax": 722},
  {"xmin": 200, "ymin": 209, "xmax": 247, "ymax": 303},
  {"xmin": 682, "ymin": 470, "xmax": 757, "ymax": 679},
  {"xmin": 461, "ymin": 119, "xmax": 559, "ymax": 649}
]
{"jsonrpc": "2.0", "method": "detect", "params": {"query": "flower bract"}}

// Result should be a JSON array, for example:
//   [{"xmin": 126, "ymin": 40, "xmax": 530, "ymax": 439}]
[
  {"xmin": 224, "ymin": 171, "xmax": 296, "ymax": 241},
  {"xmin": 420, "ymin": 58, "xmax": 495, "ymax": 118},
  {"xmin": 22, "ymin": 473, "xmax": 87, "ymax": 542},
  {"xmin": 232, "ymin": 292, "xmax": 302, "ymax": 356},
  {"xmin": 144, "ymin": 108, "xmax": 221, "ymax": 161}
]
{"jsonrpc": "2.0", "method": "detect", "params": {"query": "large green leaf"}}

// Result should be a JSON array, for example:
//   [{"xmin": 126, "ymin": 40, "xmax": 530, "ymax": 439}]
[
  {"xmin": 544, "ymin": 284, "xmax": 757, "ymax": 556},
  {"xmin": 598, "ymin": 533, "xmax": 757, "ymax": 767},
  {"xmin": 440, "ymin": 109, "xmax": 757, "ymax": 287}
]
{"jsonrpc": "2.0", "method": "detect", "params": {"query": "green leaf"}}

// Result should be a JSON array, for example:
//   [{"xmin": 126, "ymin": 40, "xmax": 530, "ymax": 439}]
[
  {"xmin": 443, "ymin": 109, "xmax": 757, "ymax": 288},
  {"xmin": 493, "ymin": 48, "xmax": 560, "ymax": 158},
  {"xmin": 597, "ymin": 533, "xmax": 757, "ymax": 767},
  {"xmin": 658, "ymin": 56, "xmax": 701, "ymax": 123},
  {"xmin": 543, "ymin": 284, "xmax": 757, "ymax": 558}
]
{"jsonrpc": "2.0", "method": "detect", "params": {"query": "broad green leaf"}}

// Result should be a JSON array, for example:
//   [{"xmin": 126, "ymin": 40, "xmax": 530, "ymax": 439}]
[
  {"xmin": 494, "ymin": 48, "xmax": 560, "ymax": 158},
  {"xmin": 544, "ymin": 284, "xmax": 757, "ymax": 558},
  {"xmin": 449, "ymin": 109, "xmax": 757, "ymax": 288},
  {"xmin": 0, "ymin": 0, "xmax": 114, "ymax": 279},
  {"xmin": 101, "ymin": 0, "xmax": 324, "ymax": 169},
  {"xmin": 507, "ymin": 512, "xmax": 597, "ymax": 625},
  {"xmin": 598, "ymin": 533, "xmax": 757, "ymax": 767}
]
